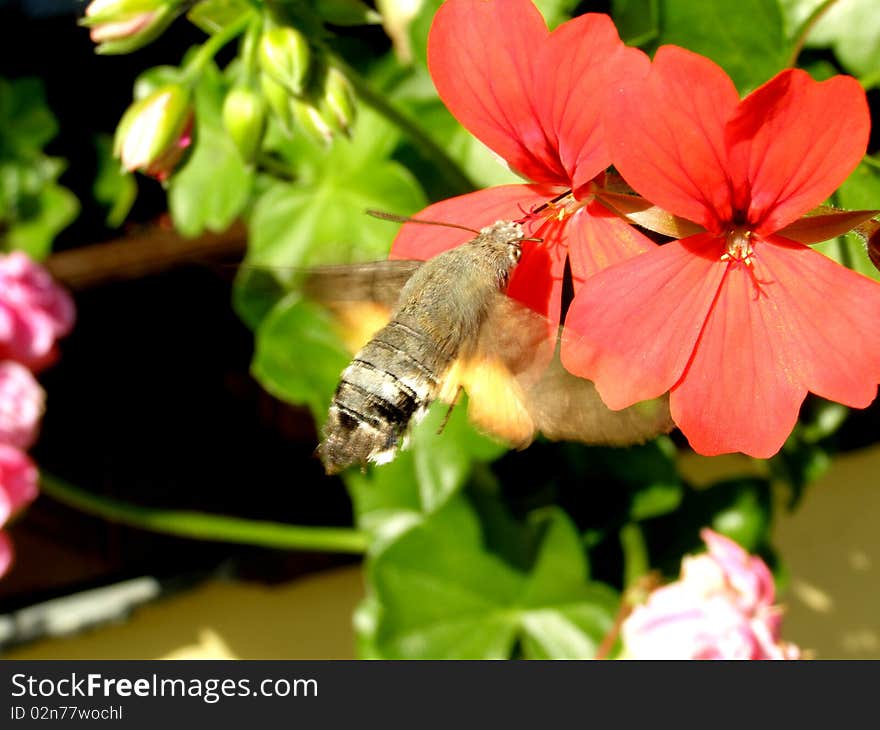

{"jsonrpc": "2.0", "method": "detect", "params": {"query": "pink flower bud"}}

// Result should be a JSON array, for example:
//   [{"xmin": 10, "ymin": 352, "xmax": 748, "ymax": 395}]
[
  {"xmin": 81, "ymin": 0, "xmax": 181, "ymax": 55},
  {"xmin": 0, "ymin": 443, "xmax": 38, "ymax": 528},
  {"xmin": 0, "ymin": 362, "xmax": 45, "ymax": 449},
  {"xmin": 0, "ymin": 531, "xmax": 12, "ymax": 579},
  {"xmin": 0, "ymin": 252, "xmax": 76, "ymax": 371},
  {"xmin": 622, "ymin": 529, "xmax": 801, "ymax": 660},
  {"xmin": 114, "ymin": 84, "xmax": 193, "ymax": 181}
]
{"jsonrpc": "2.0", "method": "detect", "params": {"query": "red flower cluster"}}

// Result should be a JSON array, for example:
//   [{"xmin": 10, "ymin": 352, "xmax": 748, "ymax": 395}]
[
  {"xmin": 0, "ymin": 251, "xmax": 75, "ymax": 578},
  {"xmin": 397, "ymin": 0, "xmax": 879, "ymax": 458}
]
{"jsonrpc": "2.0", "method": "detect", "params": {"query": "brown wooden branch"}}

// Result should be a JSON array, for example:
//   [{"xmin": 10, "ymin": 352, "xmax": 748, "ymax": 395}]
[{"xmin": 45, "ymin": 222, "xmax": 247, "ymax": 290}]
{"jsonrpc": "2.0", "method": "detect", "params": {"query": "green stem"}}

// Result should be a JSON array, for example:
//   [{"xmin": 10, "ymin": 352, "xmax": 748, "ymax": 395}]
[
  {"xmin": 786, "ymin": 0, "xmax": 838, "ymax": 68},
  {"xmin": 331, "ymin": 56, "xmax": 475, "ymax": 196},
  {"xmin": 185, "ymin": 12, "xmax": 255, "ymax": 78},
  {"xmin": 39, "ymin": 471, "xmax": 368, "ymax": 554},
  {"xmin": 862, "ymin": 155, "xmax": 880, "ymax": 171}
]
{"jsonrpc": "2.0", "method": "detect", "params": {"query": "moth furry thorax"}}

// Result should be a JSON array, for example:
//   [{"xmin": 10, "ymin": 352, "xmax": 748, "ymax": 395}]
[{"xmin": 318, "ymin": 220, "xmax": 527, "ymax": 474}]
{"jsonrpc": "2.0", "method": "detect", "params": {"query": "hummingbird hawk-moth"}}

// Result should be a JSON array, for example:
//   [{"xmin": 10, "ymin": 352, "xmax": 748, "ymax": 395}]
[{"xmin": 303, "ymin": 219, "xmax": 672, "ymax": 474}]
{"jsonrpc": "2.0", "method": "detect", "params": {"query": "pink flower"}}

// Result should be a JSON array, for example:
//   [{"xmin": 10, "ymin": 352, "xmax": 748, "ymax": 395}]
[
  {"xmin": 391, "ymin": 0, "xmax": 655, "ymax": 325},
  {"xmin": 0, "ymin": 251, "xmax": 76, "ymax": 371},
  {"xmin": 0, "ymin": 443, "xmax": 38, "ymax": 528},
  {"xmin": 562, "ymin": 47, "xmax": 879, "ymax": 457},
  {"xmin": 0, "ymin": 532, "xmax": 12, "ymax": 579},
  {"xmin": 0, "ymin": 361, "xmax": 45, "ymax": 449},
  {"xmin": 622, "ymin": 529, "xmax": 801, "ymax": 660}
]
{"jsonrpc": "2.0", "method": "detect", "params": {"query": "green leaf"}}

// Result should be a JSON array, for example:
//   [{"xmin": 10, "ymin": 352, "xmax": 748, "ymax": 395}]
[
  {"xmin": 518, "ymin": 510, "xmax": 617, "ymax": 659},
  {"xmin": 6, "ymin": 183, "xmax": 79, "ymax": 259},
  {"xmin": 93, "ymin": 135, "xmax": 137, "ymax": 228},
  {"xmin": 369, "ymin": 511, "xmax": 526, "ymax": 659},
  {"xmin": 348, "ymin": 455, "xmax": 486, "ymax": 548},
  {"xmin": 187, "ymin": 0, "xmax": 253, "ymax": 34},
  {"xmin": 251, "ymin": 294, "xmax": 350, "ymax": 421},
  {"xmin": 168, "ymin": 68, "xmax": 253, "ymax": 237},
  {"xmin": 246, "ymin": 107, "xmax": 426, "ymax": 269},
  {"xmin": 657, "ymin": 0, "xmax": 788, "ymax": 91},
  {"xmin": 630, "ymin": 480, "xmax": 683, "ymax": 521},
  {"xmin": 353, "ymin": 596, "xmax": 383, "ymax": 659},
  {"xmin": 532, "ymin": 0, "xmax": 579, "ymax": 28},
  {"xmin": 612, "ymin": 0, "xmax": 659, "ymax": 46},
  {"xmin": 412, "ymin": 395, "xmax": 507, "ymax": 513},
  {"xmin": 0, "ymin": 78, "xmax": 58, "ymax": 153},
  {"xmin": 231, "ymin": 264, "xmax": 289, "ymax": 331},
  {"xmin": 406, "ymin": 0, "xmax": 442, "ymax": 69},
  {"xmin": 315, "ymin": 0, "xmax": 382, "ymax": 25},
  {"xmin": 343, "ymin": 400, "xmax": 501, "ymax": 542},
  {"xmin": 619, "ymin": 522, "xmax": 649, "ymax": 589},
  {"xmin": 782, "ymin": 0, "xmax": 880, "ymax": 78},
  {"xmin": 368, "ymin": 506, "xmax": 618, "ymax": 659},
  {"xmin": 520, "ymin": 509, "xmax": 591, "ymax": 602},
  {"xmin": 701, "ymin": 478, "xmax": 772, "ymax": 552}
]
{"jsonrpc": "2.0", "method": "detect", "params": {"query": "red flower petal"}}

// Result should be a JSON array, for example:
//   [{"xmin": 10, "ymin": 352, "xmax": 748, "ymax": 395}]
[
  {"xmin": 725, "ymin": 70, "xmax": 871, "ymax": 234},
  {"xmin": 756, "ymin": 236, "xmax": 880, "ymax": 408},
  {"xmin": 669, "ymin": 260, "xmax": 805, "ymax": 458},
  {"xmin": 567, "ymin": 199, "xmax": 656, "ymax": 284},
  {"xmin": 605, "ymin": 46, "xmax": 740, "ymax": 232},
  {"xmin": 561, "ymin": 234, "xmax": 726, "ymax": 409},
  {"xmin": 390, "ymin": 184, "xmax": 558, "ymax": 261},
  {"xmin": 532, "ymin": 14, "xmax": 650, "ymax": 193},
  {"xmin": 508, "ymin": 216, "xmax": 568, "ymax": 324},
  {"xmin": 427, "ymin": 0, "xmax": 564, "ymax": 185}
]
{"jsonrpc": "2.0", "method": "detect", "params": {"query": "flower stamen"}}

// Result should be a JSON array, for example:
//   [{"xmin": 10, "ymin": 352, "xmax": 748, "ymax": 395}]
[{"xmin": 722, "ymin": 227, "xmax": 755, "ymax": 266}]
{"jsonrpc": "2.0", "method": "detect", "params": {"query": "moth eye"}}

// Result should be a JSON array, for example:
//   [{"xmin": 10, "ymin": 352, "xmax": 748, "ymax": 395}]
[{"xmin": 510, "ymin": 246, "xmax": 522, "ymax": 263}]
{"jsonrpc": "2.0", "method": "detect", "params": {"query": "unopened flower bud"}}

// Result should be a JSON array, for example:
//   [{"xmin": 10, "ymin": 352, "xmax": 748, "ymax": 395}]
[
  {"xmin": 291, "ymin": 97, "xmax": 334, "ymax": 147},
  {"xmin": 260, "ymin": 73, "xmax": 294, "ymax": 136},
  {"xmin": 377, "ymin": 0, "xmax": 422, "ymax": 63},
  {"xmin": 258, "ymin": 26, "xmax": 311, "ymax": 97},
  {"xmin": 81, "ymin": 0, "xmax": 181, "ymax": 54},
  {"xmin": 114, "ymin": 84, "xmax": 193, "ymax": 181},
  {"xmin": 321, "ymin": 67, "xmax": 356, "ymax": 136},
  {"xmin": 222, "ymin": 86, "xmax": 267, "ymax": 163}
]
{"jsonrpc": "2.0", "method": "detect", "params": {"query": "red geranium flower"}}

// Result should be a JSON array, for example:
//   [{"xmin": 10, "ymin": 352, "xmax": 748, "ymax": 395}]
[
  {"xmin": 562, "ymin": 47, "xmax": 879, "ymax": 458},
  {"xmin": 391, "ymin": 0, "xmax": 655, "ymax": 324}
]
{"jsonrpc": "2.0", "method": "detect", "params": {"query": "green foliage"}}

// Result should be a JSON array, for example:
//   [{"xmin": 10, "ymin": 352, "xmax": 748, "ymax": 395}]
[
  {"xmin": 0, "ymin": 78, "xmax": 79, "ymax": 258},
  {"xmin": 362, "ymin": 505, "xmax": 618, "ymax": 659},
  {"xmin": 251, "ymin": 295, "xmax": 350, "ymax": 422},
  {"xmin": 782, "ymin": 0, "xmax": 880, "ymax": 79},
  {"xmin": 169, "ymin": 67, "xmax": 254, "ymax": 237},
  {"xmin": 654, "ymin": 0, "xmax": 788, "ymax": 91},
  {"xmin": 612, "ymin": 0, "xmax": 658, "ymax": 46},
  {"xmin": 93, "ymin": 135, "xmax": 137, "ymax": 228}
]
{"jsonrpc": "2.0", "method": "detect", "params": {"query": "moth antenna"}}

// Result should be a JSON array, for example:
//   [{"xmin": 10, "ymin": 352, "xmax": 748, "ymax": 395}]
[{"xmin": 366, "ymin": 209, "xmax": 480, "ymax": 235}]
